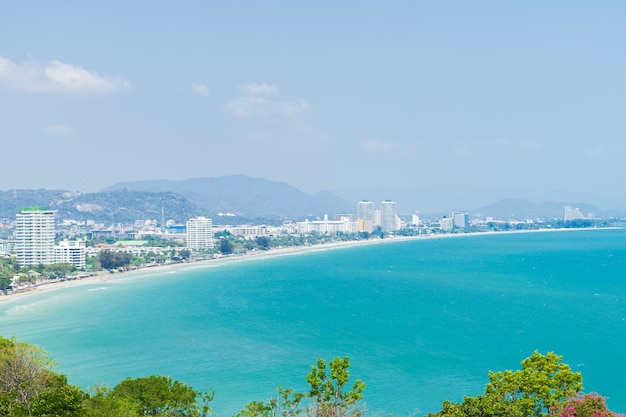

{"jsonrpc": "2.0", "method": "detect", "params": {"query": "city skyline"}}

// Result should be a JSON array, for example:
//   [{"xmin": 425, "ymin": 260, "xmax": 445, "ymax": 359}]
[{"xmin": 2, "ymin": 3, "xmax": 626, "ymax": 205}]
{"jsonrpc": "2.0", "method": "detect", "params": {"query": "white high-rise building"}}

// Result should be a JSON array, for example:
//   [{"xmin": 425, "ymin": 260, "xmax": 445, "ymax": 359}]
[
  {"xmin": 186, "ymin": 217, "xmax": 214, "ymax": 251},
  {"xmin": 356, "ymin": 200, "xmax": 375, "ymax": 233},
  {"xmin": 15, "ymin": 208, "xmax": 56, "ymax": 267},
  {"xmin": 564, "ymin": 206, "xmax": 586, "ymax": 221},
  {"xmin": 452, "ymin": 212, "xmax": 469, "ymax": 230},
  {"xmin": 380, "ymin": 200, "xmax": 398, "ymax": 233},
  {"xmin": 54, "ymin": 239, "xmax": 86, "ymax": 270}
]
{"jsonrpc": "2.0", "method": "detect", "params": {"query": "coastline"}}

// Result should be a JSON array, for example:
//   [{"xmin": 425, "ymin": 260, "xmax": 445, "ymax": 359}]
[{"xmin": 0, "ymin": 227, "xmax": 608, "ymax": 306}]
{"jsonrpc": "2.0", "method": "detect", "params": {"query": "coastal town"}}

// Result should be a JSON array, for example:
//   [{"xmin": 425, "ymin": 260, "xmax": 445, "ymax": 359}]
[{"xmin": 0, "ymin": 197, "xmax": 604, "ymax": 296}]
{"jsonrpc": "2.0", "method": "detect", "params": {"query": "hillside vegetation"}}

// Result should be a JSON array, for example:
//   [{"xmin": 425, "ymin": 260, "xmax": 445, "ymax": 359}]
[{"xmin": 0, "ymin": 337, "xmax": 622, "ymax": 417}]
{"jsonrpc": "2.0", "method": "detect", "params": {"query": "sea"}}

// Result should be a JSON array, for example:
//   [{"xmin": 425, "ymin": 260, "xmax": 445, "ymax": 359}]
[{"xmin": 1, "ymin": 229, "xmax": 625, "ymax": 416}]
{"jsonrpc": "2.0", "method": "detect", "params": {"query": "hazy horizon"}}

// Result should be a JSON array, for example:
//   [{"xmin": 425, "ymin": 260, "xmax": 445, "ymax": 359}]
[{"xmin": 2, "ymin": 3, "xmax": 625, "ymax": 202}]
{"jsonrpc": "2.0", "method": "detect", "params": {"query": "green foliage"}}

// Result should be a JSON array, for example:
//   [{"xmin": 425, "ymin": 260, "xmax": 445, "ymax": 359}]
[
  {"xmin": 428, "ymin": 351, "xmax": 583, "ymax": 417},
  {"xmin": 42, "ymin": 263, "xmax": 76, "ymax": 278},
  {"xmin": 0, "ymin": 337, "xmax": 84, "ymax": 417},
  {"xmin": 111, "ymin": 375, "xmax": 213, "ymax": 417},
  {"xmin": 235, "ymin": 387, "xmax": 305, "ymax": 417},
  {"xmin": 306, "ymin": 357, "xmax": 365, "ymax": 417},
  {"xmin": 237, "ymin": 357, "xmax": 364, "ymax": 417},
  {"xmin": 219, "ymin": 238, "xmax": 234, "ymax": 255},
  {"xmin": 255, "ymin": 237, "xmax": 270, "ymax": 251},
  {"xmin": 98, "ymin": 250, "xmax": 131, "ymax": 270}
]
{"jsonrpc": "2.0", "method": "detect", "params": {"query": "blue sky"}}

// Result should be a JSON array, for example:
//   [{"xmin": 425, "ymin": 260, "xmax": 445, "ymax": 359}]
[{"xmin": 1, "ymin": 2, "xmax": 625, "ymax": 204}]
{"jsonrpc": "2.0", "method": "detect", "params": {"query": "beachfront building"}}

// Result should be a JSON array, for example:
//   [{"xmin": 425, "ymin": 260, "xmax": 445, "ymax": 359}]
[
  {"xmin": 380, "ymin": 200, "xmax": 399, "ymax": 233},
  {"xmin": 356, "ymin": 200, "xmax": 375, "ymax": 233},
  {"xmin": 0, "ymin": 239, "xmax": 16, "ymax": 256},
  {"xmin": 219, "ymin": 225, "xmax": 268, "ymax": 239},
  {"xmin": 564, "ymin": 206, "xmax": 586, "ymax": 221},
  {"xmin": 186, "ymin": 216, "xmax": 214, "ymax": 251},
  {"xmin": 296, "ymin": 215, "xmax": 357, "ymax": 234},
  {"xmin": 54, "ymin": 239, "xmax": 87, "ymax": 270},
  {"xmin": 452, "ymin": 212, "xmax": 469, "ymax": 231},
  {"xmin": 440, "ymin": 217, "xmax": 454, "ymax": 232},
  {"xmin": 15, "ymin": 208, "xmax": 56, "ymax": 267}
]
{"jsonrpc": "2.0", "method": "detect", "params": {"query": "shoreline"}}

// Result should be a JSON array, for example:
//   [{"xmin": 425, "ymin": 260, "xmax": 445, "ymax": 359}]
[{"xmin": 0, "ymin": 227, "xmax": 612, "ymax": 306}]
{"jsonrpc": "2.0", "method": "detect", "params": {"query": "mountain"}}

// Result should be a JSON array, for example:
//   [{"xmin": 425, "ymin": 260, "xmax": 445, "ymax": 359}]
[
  {"xmin": 0, "ymin": 189, "xmax": 202, "ymax": 224},
  {"xmin": 102, "ymin": 175, "xmax": 354, "ymax": 219}
]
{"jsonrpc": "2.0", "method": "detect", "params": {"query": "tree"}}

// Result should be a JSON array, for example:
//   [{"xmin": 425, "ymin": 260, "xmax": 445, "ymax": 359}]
[
  {"xmin": 306, "ymin": 357, "xmax": 365, "ymax": 417},
  {"xmin": 110, "ymin": 375, "xmax": 213, "ymax": 417},
  {"xmin": 235, "ymin": 387, "xmax": 305, "ymax": 417},
  {"xmin": 485, "ymin": 351, "xmax": 583, "ymax": 417},
  {"xmin": 83, "ymin": 385, "xmax": 139, "ymax": 417},
  {"xmin": 177, "ymin": 249, "xmax": 191, "ymax": 260},
  {"xmin": 428, "ymin": 351, "xmax": 583, "ymax": 417},
  {"xmin": 0, "ymin": 337, "xmax": 85, "ymax": 417},
  {"xmin": 549, "ymin": 393, "xmax": 625, "ymax": 417},
  {"xmin": 256, "ymin": 236, "xmax": 270, "ymax": 251},
  {"xmin": 99, "ymin": 250, "xmax": 131, "ymax": 270},
  {"xmin": 219, "ymin": 238, "xmax": 234, "ymax": 255},
  {"xmin": 237, "ymin": 357, "xmax": 364, "ymax": 417}
]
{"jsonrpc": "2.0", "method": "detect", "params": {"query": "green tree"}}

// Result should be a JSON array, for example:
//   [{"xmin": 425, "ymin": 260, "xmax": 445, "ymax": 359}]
[
  {"xmin": 0, "ymin": 337, "xmax": 85, "ymax": 417},
  {"xmin": 428, "ymin": 351, "xmax": 583, "ymax": 417},
  {"xmin": 219, "ymin": 238, "xmax": 234, "ymax": 255},
  {"xmin": 99, "ymin": 250, "xmax": 131, "ymax": 270},
  {"xmin": 306, "ymin": 357, "xmax": 365, "ymax": 417},
  {"xmin": 255, "ymin": 237, "xmax": 270, "ymax": 251},
  {"xmin": 110, "ymin": 375, "xmax": 213, "ymax": 417},
  {"xmin": 235, "ymin": 387, "xmax": 305, "ymax": 417},
  {"xmin": 485, "ymin": 351, "xmax": 583, "ymax": 417},
  {"xmin": 237, "ymin": 357, "xmax": 364, "ymax": 417}
]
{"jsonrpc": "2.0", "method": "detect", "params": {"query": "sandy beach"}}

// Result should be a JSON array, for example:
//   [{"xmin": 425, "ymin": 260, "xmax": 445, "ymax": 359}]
[
  {"xmin": 0, "ymin": 227, "xmax": 596, "ymax": 306},
  {"xmin": 0, "ymin": 234, "xmax": 419, "ymax": 305}
]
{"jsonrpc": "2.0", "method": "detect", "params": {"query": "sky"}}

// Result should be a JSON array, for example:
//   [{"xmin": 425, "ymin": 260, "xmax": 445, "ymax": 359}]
[{"xmin": 1, "ymin": 2, "xmax": 625, "ymax": 205}]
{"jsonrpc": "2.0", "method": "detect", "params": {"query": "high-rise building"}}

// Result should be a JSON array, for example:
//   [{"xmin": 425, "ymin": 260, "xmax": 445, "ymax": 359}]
[
  {"xmin": 15, "ymin": 208, "xmax": 56, "ymax": 267},
  {"xmin": 54, "ymin": 239, "xmax": 86, "ymax": 270},
  {"xmin": 452, "ymin": 212, "xmax": 469, "ymax": 231},
  {"xmin": 356, "ymin": 200, "xmax": 375, "ymax": 233},
  {"xmin": 564, "ymin": 206, "xmax": 586, "ymax": 221},
  {"xmin": 186, "ymin": 216, "xmax": 214, "ymax": 251},
  {"xmin": 380, "ymin": 200, "xmax": 398, "ymax": 233}
]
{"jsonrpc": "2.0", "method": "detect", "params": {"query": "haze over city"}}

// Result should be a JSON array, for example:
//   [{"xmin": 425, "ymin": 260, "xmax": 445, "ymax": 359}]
[{"xmin": 2, "ymin": 2, "xmax": 625, "ymax": 209}]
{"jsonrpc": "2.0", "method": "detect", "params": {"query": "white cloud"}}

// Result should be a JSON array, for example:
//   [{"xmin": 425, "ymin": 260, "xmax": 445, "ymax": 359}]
[
  {"xmin": 226, "ymin": 83, "xmax": 310, "ymax": 118},
  {"xmin": 0, "ymin": 56, "xmax": 129, "ymax": 96},
  {"xmin": 192, "ymin": 83, "xmax": 210, "ymax": 96},
  {"xmin": 360, "ymin": 140, "xmax": 399, "ymax": 153},
  {"xmin": 239, "ymin": 82, "xmax": 278, "ymax": 95},
  {"xmin": 42, "ymin": 124, "xmax": 73, "ymax": 136}
]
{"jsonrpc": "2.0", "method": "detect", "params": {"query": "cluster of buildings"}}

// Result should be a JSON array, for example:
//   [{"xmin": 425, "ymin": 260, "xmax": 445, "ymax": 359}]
[
  {"xmin": 0, "ymin": 200, "xmax": 595, "ymax": 274},
  {"xmin": 1, "ymin": 199, "xmax": 474, "ymax": 270},
  {"xmin": 13, "ymin": 208, "xmax": 86, "ymax": 269}
]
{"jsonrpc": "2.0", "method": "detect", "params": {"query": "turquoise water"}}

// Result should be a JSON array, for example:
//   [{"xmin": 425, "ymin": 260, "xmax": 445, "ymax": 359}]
[{"xmin": 1, "ymin": 229, "xmax": 625, "ymax": 415}]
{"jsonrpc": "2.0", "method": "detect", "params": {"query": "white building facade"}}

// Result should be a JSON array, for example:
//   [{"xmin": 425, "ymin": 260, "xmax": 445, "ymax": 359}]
[
  {"xmin": 380, "ymin": 200, "xmax": 399, "ymax": 233},
  {"xmin": 296, "ymin": 215, "xmax": 357, "ymax": 234},
  {"xmin": 54, "ymin": 239, "xmax": 86, "ymax": 270},
  {"xmin": 15, "ymin": 208, "xmax": 56, "ymax": 267},
  {"xmin": 356, "ymin": 200, "xmax": 375, "ymax": 233},
  {"xmin": 186, "ymin": 217, "xmax": 214, "ymax": 251}
]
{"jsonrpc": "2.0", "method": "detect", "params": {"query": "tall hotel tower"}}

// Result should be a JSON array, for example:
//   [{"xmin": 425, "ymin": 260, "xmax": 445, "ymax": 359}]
[
  {"xmin": 356, "ymin": 200, "xmax": 375, "ymax": 233},
  {"xmin": 186, "ymin": 216, "xmax": 214, "ymax": 251},
  {"xmin": 380, "ymin": 200, "xmax": 398, "ymax": 233},
  {"xmin": 15, "ymin": 208, "xmax": 56, "ymax": 267}
]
